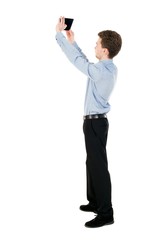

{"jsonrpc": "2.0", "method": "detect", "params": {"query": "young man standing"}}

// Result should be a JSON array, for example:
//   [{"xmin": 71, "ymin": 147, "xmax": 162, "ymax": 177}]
[{"xmin": 55, "ymin": 16, "xmax": 122, "ymax": 228}]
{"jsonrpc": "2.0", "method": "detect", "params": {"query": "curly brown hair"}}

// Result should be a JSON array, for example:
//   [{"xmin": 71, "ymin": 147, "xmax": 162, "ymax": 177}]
[{"xmin": 98, "ymin": 30, "xmax": 122, "ymax": 59}]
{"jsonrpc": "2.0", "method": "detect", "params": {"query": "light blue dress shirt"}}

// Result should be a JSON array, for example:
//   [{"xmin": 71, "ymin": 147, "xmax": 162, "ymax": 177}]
[{"xmin": 56, "ymin": 32, "xmax": 118, "ymax": 115}]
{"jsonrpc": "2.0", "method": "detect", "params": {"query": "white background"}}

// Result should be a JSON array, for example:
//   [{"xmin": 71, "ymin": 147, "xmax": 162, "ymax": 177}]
[{"xmin": 0, "ymin": 0, "xmax": 163, "ymax": 239}]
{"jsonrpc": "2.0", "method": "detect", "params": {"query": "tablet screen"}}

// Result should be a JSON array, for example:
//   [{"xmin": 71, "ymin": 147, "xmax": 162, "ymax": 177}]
[{"xmin": 64, "ymin": 18, "xmax": 74, "ymax": 30}]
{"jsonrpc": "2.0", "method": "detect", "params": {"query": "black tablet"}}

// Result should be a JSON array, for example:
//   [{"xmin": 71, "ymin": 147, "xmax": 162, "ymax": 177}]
[{"xmin": 64, "ymin": 18, "xmax": 74, "ymax": 30}]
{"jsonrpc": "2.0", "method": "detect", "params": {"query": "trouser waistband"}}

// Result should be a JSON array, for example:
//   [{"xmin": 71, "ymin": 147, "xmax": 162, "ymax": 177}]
[{"xmin": 83, "ymin": 114, "xmax": 107, "ymax": 120}]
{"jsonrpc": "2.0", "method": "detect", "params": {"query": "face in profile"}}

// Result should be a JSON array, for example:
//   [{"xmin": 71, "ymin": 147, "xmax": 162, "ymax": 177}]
[{"xmin": 95, "ymin": 37, "xmax": 109, "ymax": 60}]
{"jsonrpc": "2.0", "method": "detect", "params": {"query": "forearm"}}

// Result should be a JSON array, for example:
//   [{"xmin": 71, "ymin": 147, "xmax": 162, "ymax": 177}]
[
  {"xmin": 56, "ymin": 32, "xmax": 89, "ymax": 67},
  {"xmin": 56, "ymin": 32, "xmax": 101, "ymax": 81}
]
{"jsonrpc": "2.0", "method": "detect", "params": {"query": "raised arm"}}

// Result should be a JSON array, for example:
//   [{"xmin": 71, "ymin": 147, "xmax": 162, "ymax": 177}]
[{"xmin": 55, "ymin": 17, "xmax": 102, "ymax": 81}]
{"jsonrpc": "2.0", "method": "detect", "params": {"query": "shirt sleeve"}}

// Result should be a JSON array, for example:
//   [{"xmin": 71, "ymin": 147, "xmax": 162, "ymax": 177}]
[
  {"xmin": 72, "ymin": 42, "xmax": 88, "ymax": 60},
  {"xmin": 56, "ymin": 32, "xmax": 102, "ymax": 82}
]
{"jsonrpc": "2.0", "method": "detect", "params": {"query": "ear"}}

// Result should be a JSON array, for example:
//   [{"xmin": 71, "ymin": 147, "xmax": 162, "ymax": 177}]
[{"xmin": 103, "ymin": 48, "xmax": 109, "ymax": 57}]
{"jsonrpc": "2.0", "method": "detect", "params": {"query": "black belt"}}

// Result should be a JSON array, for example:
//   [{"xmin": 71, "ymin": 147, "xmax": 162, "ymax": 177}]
[{"xmin": 83, "ymin": 114, "xmax": 107, "ymax": 120}]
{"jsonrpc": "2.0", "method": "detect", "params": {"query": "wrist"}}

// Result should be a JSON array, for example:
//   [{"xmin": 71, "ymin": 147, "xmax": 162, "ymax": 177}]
[{"xmin": 56, "ymin": 28, "xmax": 62, "ymax": 33}]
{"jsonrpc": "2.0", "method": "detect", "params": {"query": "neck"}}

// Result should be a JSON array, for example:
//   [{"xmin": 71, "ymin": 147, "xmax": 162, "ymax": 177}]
[{"xmin": 99, "ymin": 56, "xmax": 110, "ymax": 60}]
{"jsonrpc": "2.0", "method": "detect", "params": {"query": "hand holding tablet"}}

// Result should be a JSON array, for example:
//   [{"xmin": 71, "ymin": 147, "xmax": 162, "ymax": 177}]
[{"xmin": 56, "ymin": 16, "xmax": 74, "ymax": 32}]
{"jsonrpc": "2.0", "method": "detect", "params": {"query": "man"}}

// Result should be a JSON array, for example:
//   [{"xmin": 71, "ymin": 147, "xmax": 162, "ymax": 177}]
[{"xmin": 55, "ymin": 16, "xmax": 122, "ymax": 228}]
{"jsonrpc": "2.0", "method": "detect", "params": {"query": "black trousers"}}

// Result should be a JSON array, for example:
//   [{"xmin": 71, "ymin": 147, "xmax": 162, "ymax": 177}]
[{"xmin": 83, "ymin": 118, "xmax": 113, "ymax": 217}]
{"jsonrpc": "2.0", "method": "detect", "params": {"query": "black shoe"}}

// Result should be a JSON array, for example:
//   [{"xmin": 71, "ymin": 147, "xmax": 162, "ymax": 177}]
[
  {"xmin": 85, "ymin": 215, "xmax": 114, "ymax": 228},
  {"xmin": 80, "ymin": 204, "xmax": 97, "ymax": 213}
]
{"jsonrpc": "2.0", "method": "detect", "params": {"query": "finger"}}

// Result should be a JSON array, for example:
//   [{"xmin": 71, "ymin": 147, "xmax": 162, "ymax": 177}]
[
  {"xmin": 59, "ymin": 16, "xmax": 62, "ymax": 23},
  {"xmin": 69, "ymin": 30, "xmax": 74, "ymax": 36},
  {"xmin": 65, "ymin": 31, "xmax": 69, "ymax": 37},
  {"xmin": 62, "ymin": 16, "xmax": 65, "ymax": 25},
  {"xmin": 61, "ymin": 16, "xmax": 65, "ymax": 25},
  {"xmin": 66, "ymin": 30, "xmax": 71, "ymax": 36},
  {"xmin": 59, "ymin": 16, "xmax": 62, "ymax": 24}
]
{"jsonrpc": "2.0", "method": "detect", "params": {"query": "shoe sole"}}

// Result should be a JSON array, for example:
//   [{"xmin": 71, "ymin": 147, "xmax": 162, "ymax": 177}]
[
  {"xmin": 79, "ymin": 207, "xmax": 97, "ymax": 214},
  {"xmin": 80, "ymin": 209, "xmax": 97, "ymax": 214},
  {"xmin": 85, "ymin": 220, "xmax": 114, "ymax": 228}
]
